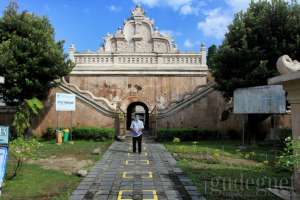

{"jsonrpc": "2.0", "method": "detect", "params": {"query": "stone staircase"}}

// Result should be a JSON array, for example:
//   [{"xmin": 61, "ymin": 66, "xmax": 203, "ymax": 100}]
[
  {"xmin": 59, "ymin": 78, "xmax": 117, "ymax": 118},
  {"xmin": 156, "ymin": 82, "xmax": 215, "ymax": 119}
]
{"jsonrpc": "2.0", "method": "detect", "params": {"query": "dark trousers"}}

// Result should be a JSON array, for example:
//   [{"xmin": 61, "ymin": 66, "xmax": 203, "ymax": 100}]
[{"xmin": 132, "ymin": 135, "xmax": 142, "ymax": 153}]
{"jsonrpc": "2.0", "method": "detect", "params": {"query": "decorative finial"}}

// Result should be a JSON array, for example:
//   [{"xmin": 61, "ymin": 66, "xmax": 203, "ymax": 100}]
[
  {"xmin": 132, "ymin": 4, "xmax": 145, "ymax": 17},
  {"xmin": 68, "ymin": 44, "xmax": 76, "ymax": 62},
  {"xmin": 277, "ymin": 55, "xmax": 300, "ymax": 74},
  {"xmin": 68, "ymin": 44, "xmax": 76, "ymax": 53},
  {"xmin": 200, "ymin": 43, "xmax": 206, "ymax": 51}
]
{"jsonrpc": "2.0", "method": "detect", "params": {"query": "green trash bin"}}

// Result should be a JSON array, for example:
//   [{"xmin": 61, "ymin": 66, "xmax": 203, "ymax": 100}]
[{"xmin": 63, "ymin": 129, "xmax": 69, "ymax": 142}]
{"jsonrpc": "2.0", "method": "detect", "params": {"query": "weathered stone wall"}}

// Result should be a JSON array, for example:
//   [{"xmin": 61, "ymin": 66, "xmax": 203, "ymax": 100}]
[
  {"xmin": 0, "ymin": 107, "xmax": 15, "ymax": 126},
  {"xmin": 157, "ymin": 90, "xmax": 243, "ymax": 133},
  {"xmin": 69, "ymin": 75, "xmax": 207, "ymax": 111},
  {"xmin": 32, "ymin": 87, "xmax": 114, "ymax": 136},
  {"xmin": 0, "ymin": 76, "xmax": 292, "ymax": 137}
]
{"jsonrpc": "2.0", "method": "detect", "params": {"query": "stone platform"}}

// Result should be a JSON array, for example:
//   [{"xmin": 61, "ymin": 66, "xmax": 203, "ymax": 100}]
[{"xmin": 70, "ymin": 136, "xmax": 205, "ymax": 200}]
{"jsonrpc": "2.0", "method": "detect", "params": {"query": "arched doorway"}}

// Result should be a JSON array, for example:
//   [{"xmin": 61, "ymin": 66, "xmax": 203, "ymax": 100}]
[{"xmin": 126, "ymin": 102, "xmax": 149, "ymax": 130}]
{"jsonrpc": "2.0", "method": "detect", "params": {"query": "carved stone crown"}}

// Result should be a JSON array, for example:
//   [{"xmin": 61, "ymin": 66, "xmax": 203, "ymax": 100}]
[
  {"xmin": 131, "ymin": 5, "xmax": 145, "ymax": 18},
  {"xmin": 100, "ymin": 5, "xmax": 178, "ymax": 53}
]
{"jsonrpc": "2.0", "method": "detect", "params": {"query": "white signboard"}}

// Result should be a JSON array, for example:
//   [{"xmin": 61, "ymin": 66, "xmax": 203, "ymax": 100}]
[
  {"xmin": 0, "ymin": 77, "xmax": 4, "ymax": 84},
  {"xmin": 56, "ymin": 93, "xmax": 76, "ymax": 111},
  {"xmin": 0, "ymin": 126, "xmax": 9, "ymax": 145},
  {"xmin": 0, "ymin": 147, "xmax": 8, "ymax": 186},
  {"xmin": 234, "ymin": 85, "xmax": 286, "ymax": 114}
]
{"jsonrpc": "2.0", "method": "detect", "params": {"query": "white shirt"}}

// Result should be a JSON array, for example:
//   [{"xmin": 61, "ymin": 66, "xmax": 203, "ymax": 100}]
[{"xmin": 130, "ymin": 119, "xmax": 144, "ymax": 137}]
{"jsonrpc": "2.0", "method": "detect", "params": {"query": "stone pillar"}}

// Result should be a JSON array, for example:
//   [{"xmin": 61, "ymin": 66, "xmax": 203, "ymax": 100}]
[
  {"xmin": 292, "ymin": 103, "xmax": 300, "ymax": 194},
  {"xmin": 285, "ymin": 81, "xmax": 300, "ymax": 195},
  {"xmin": 269, "ymin": 72, "xmax": 300, "ymax": 197},
  {"xmin": 200, "ymin": 43, "xmax": 206, "ymax": 66},
  {"xmin": 68, "ymin": 44, "xmax": 76, "ymax": 63}
]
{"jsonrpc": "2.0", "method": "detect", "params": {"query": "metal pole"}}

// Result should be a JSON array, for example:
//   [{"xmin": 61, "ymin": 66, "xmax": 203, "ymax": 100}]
[
  {"xmin": 70, "ymin": 111, "xmax": 73, "ymax": 141},
  {"xmin": 242, "ymin": 115, "xmax": 245, "ymax": 146},
  {"xmin": 57, "ymin": 112, "xmax": 59, "ymax": 129}
]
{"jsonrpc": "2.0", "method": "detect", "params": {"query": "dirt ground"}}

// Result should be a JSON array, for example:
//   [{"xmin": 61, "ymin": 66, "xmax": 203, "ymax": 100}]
[{"xmin": 28, "ymin": 156, "xmax": 93, "ymax": 174}]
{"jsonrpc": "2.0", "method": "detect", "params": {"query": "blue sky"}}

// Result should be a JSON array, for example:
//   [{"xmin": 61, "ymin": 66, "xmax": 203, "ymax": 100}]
[{"xmin": 0, "ymin": 0, "xmax": 255, "ymax": 52}]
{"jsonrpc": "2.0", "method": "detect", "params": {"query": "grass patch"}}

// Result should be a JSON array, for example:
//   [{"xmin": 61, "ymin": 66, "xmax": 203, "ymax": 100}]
[
  {"xmin": 3, "ymin": 140, "xmax": 112, "ymax": 200},
  {"xmin": 3, "ymin": 164, "xmax": 79, "ymax": 200},
  {"xmin": 164, "ymin": 141, "xmax": 291, "ymax": 200}
]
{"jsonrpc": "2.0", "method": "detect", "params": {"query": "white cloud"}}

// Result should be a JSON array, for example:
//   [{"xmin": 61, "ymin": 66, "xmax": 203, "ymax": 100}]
[
  {"xmin": 184, "ymin": 39, "xmax": 200, "ymax": 48},
  {"xmin": 197, "ymin": 8, "xmax": 232, "ymax": 40},
  {"xmin": 132, "ymin": 0, "xmax": 204, "ymax": 15},
  {"xmin": 180, "ymin": 4, "xmax": 193, "ymax": 15},
  {"xmin": 160, "ymin": 30, "xmax": 182, "ymax": 37},
  {"xmin": 108, "ymin": 5, "xmax": 122, "ymax": 12},
  {"xmin": 196, "ymin": 0, "xmax": 250, "ymax": 40},
  {"xmin": 226, "ymin": 0, "xmax": 250, "ymax": 12}
]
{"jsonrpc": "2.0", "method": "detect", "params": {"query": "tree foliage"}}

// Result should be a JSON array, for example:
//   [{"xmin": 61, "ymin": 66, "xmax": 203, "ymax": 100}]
[
  {"xmin": 0, "ymin": 1, "xmax": 74, "ymax": 105},
  {"xmin": 12, "ymin": 97, "xmax": 43, "ymax": 137},
  {"xmin": 210, "ymin": 0, "xmax": 300, "ymax": 99},
  {"xmin": 207, "ymin": 44, "xmax": 217, "ymax": 68}
]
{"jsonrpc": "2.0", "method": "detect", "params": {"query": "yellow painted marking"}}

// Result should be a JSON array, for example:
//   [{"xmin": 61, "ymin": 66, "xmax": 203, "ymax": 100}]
[
  {"xmin": 142, "ymin": 172, "xmax": 153, "ymax": 179},
  {"xmin": 143, "ymin": 190, "xmax": 158, "ymax": 200},
  {"xmin": 141, "ymin": 160, "xmax": 150, "ymax": 165},
  {"xmin": 122, "ymin": 172, "xmax": 133, "ymax": 179},
  {"xmin": 128, "ymin": 152, "xmax": 148, "ymax": 156},
  {"xmin": 125, "ymin": 160, "xmax": 135, "ymax": 165},
  {"xmin": 117, "ymin": 190, "xmax": 132, "ymax": 200}
]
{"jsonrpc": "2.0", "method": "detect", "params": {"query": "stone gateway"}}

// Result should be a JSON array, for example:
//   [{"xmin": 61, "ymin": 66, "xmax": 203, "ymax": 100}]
[{"xmin": 32, "ymin": 6, "xmax": 244, "ymax": 136}]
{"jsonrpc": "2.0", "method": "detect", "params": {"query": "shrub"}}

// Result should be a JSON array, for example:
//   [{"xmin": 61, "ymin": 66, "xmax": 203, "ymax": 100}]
[
  {"xmin": 72, "ymin": 127, "xmax": 114, "ymax": 141},
  {"xmin": 173, "ymin": 137, "xmax": 181, "ymax": 143},
  {"xmin": 43, "ymin": 127, "xmax": 114, "ymax": 141},
  {"xmin": 43, "ymin": 128, "xmax": 56, "ymax": 140},
  {"xmin": 9, "ymin": 137, "xmax": 42, "ymax": 178},
  {"xmin": 156, "ymin": 128, "xmax": 219, "ymax": 142},
  {"xmin": 278, "ymin": 128, "xmax": 292, "ymax": 147},
  {"xmin": 277, "ymin": 137, "xmax": 300, "ymax": 172}
]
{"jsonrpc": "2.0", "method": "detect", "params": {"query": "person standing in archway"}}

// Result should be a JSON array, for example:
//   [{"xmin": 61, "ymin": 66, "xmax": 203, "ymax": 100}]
[{"xmin": 130, "ymin": 114, "xmax": 144, "ymax": 154}]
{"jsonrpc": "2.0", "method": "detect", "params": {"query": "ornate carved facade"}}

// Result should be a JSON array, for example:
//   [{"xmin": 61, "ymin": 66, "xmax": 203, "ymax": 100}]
[
  {"xmin": 100, "ymin": 6, "xmax": 177, "ymax": 54},
  {"xmin": 30, "ymin": 6, "xmax": 245, "ymax": 136},
  {"xmin": 68, "ymin": 5, "xmax": 207, "ymax": 76}
]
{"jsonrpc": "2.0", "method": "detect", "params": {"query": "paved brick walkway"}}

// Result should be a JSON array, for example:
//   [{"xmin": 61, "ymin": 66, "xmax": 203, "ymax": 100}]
[{"xmin": 70, "ymin": 136, "xmax": 205, "ymax": 200}]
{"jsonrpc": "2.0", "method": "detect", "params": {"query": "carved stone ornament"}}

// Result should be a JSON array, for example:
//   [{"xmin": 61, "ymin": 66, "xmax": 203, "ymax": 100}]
[
  {"xmin": 277, "ymin": 55, "xmax": 300, "ymax": 74},
  {"xmin": 100, "ymin": 5, "xmax": 176, "ymax": 53}
]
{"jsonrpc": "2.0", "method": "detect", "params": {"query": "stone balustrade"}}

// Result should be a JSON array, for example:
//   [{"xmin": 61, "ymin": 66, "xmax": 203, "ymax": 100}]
[{"xmin": 74, "ymin": 53, "xmax": 203, "ymax": 66}]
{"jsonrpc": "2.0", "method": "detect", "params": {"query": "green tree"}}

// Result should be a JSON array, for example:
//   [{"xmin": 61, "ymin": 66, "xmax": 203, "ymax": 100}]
[
  {"xmin": 207, "ymin": 44, "xmax": 217, "ymax": 68},
  {"xmin": 211, "ymin": 0, "xmax": 300, "ymax": 99},
  {"xmin": 0, "ymin": 1, "xmax": 74, "ymax": 105}
]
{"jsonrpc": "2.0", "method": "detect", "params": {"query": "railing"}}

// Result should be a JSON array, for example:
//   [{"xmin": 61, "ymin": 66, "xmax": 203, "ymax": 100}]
[{"xmin": 74, "ymin": 53, "xmax": 203, "ymax": 65}]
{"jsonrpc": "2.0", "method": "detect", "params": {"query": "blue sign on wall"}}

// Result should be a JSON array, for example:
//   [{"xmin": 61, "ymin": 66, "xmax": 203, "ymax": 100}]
[
  {"xmin": 0, "ymin": 126, "xmax": 9, "ymax": 145},
  {"xmin": 0, "ymin": 147, "xmax": 8, "ymax": 186}
]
